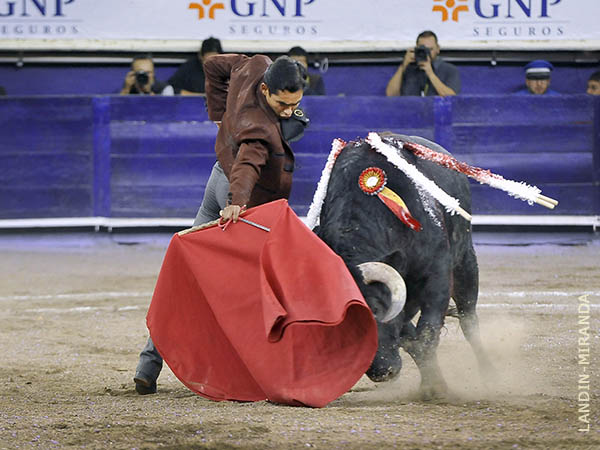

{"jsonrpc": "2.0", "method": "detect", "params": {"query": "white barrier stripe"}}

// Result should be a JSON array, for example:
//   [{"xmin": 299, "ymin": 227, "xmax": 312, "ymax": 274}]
[
  {"xmin": 1, "ymin": 290, "xmax": 597, "ymax": 303},
  {"xmin": 2, "ymin": 290, "xmax": 597, "ymax": 302},
  {"xmin": 0, "ymin": 291, "xmax": 153, "ymax": 302},
  {"xmin": 477, "ymin": 303, "xmax": 599, "ymax": 309},
  {"xmin": 13, "ymin": 303, "xmax": 598, "ymax": 315},
  {"xmin": 0, "ymin": 215, "xmax": 597, "ymax": 229},
  {"xmin": 0, "ymin": 217, "xmax": 191, "ymax": 228},
  {"xmin": 478, "ymin": 291, "xmax": 600, "ymax": 298},
  {"xmin": 21, "ymin": 305, "xmax": 144, "ymax": 314}
]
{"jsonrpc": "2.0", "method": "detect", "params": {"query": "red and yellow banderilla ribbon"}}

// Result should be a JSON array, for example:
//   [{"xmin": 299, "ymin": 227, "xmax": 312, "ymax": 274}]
[{"xmin": 358, "ymin": 167, "xmax": 422, "ymax": 232}]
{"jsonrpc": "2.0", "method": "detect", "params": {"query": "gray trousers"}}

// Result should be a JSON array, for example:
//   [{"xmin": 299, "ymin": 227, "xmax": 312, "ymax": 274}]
[{"xmin": 136, "ymin": 162, "xmax": 229, "ymax": 381}]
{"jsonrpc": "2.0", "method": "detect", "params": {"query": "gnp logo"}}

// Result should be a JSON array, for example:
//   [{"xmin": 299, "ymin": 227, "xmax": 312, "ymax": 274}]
[
  {"xmin": 432, "ymin": 1, "xmax": 566, "ymax": 39},
  {"xmin": 432, "ymin": 0, "xmax": 469, "ymax": 22},
  {"xmin": 432, "ymin": 0, "xmax": 563, "ymax": 22},
  {"xmin": 187, "ymin": 0, "xmax": 319, "ymax": 38},
  {"xmin": 188, "ymin": 0, "xmax": 317, "ymax": 20},
  {"xmin": 0, "ymin": 0, "xmax": 76, "ymax": 17},
  {"xmin": 188, "ymin": 0, "xmax": 225, "ymax": 20},
  {"xmin": 0, "ymin": 0, "xmax": 79, "ymax": 38}
]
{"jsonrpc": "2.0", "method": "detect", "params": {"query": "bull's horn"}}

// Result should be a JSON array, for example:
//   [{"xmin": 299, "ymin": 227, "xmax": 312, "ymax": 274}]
[{"xmin": 357, "ymin": 262, "xmax": 406, "ymax": 323}]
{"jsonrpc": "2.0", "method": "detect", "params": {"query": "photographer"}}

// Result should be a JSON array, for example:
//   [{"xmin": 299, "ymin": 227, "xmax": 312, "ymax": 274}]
[
  {"xmin": 120, "ymin": 54, "xmax": 174, "ymax": 96},
  {"xmin": 386, "ymin": 30, "xmax": 460, "ymax": 97},
  {"xmin": 287, "ymin": 46, "xmax": 326, "ymax": 96},
  {"xmin": 168, "ymin": 37, "xmax": 223, "ymax": 95}
]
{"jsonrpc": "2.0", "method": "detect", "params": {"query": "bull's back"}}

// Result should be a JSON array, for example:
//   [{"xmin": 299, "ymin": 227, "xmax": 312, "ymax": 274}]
[
  {"xmin": 319, "ymin": 135, "xmax": 474, "ymax": 267},
  {"xmin": 325, "ymin": 136, "xmax": 472, "ymax": 217}
]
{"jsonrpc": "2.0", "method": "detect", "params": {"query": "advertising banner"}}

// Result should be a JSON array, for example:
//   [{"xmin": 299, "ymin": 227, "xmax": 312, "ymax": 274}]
[{"xmin": 0, "ymin": 0, "xmax": 598, "ymax": 51}]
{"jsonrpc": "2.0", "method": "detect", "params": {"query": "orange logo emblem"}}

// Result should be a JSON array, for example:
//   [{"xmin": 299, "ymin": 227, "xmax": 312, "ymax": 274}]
[
  {"xmin": 432, "ymin": 0, "xmax": 469, "ymax": 22},
  {"xmin": 189, "ymin": 0, "xmax": 225, "ymax": 20}
]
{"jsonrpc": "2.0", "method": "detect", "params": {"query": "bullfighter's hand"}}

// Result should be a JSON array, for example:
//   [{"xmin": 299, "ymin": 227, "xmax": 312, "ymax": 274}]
[{"xmin": 220, "ymin": 204, "xmax": 243, "ymax": 223}]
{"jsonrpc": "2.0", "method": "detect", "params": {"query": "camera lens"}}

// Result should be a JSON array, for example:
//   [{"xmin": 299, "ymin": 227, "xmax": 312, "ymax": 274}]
[
  {"xmin": 415, "ymin": 46, "xmax": 430, "ymax": 63},
  {"xmin": 135, "ymin": 71, "xmax": 149, "ymax": 85}
]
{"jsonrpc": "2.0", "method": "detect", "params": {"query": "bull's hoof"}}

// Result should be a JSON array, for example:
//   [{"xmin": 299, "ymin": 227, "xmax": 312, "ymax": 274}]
[
  {"xmin": 445, "ymin": 305, "xmax": 460, "ymax": 318},
  {"xmin": 366, "ymin": 365, "xmax": 401, "ymax": 383}
]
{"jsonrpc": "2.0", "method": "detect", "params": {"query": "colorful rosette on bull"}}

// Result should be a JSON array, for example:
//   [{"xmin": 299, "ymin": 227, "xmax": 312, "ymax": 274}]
[
  {"xmin": 358, "ymin": 167, "xmax": 387, "ymax": 195},
  {"xmin": 358, "ymin": 167, "xmax": 422, "ymax": 232}
]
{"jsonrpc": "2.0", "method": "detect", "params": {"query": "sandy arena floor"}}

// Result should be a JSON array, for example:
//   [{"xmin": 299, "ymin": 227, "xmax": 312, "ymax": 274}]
[{"xmin": 0, "ymin": 230, "xmax": 598, "ymax": 449}]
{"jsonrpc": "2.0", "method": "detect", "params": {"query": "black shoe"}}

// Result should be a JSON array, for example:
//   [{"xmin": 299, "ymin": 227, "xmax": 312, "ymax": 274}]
[{"xmin": 133, "ymin": 373, "xmax": 157, "ymax": 395}]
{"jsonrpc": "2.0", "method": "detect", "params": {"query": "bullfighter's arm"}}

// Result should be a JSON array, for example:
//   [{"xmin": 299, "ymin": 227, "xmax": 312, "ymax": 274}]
[
  {"xmin": 203, "ymin": 54, "xmax": 249, "ymax": 121},
  {"xmin": 228, "ymin": 139, "xmax": 270, "ymax": 207}
]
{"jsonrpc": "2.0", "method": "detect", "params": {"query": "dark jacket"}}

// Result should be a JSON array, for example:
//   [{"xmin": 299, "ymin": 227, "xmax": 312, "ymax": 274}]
[
  {"xmin": 204, "ymin": 54, "xmax": 295, "ymax": 208},
  {"xmin": 168, "ymin": 56, "xmax": 206, "ymax": 93}
]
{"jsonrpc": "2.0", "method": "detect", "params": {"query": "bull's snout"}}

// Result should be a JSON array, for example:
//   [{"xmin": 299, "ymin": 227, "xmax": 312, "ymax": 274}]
[{"xmin": 357, "ymin": 262, "xmax": 406, "ymax": 322}]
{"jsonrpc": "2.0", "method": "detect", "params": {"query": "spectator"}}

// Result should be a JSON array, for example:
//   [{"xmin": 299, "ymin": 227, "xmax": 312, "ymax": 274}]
[
  {"xmin": 120, "ymin": 54, "xmax": 173, "ymax": 95},
  {"xmin": 586, "ymin": 70, "xmax": 600, "ymax": 95},
  {"xmin": 514, "ymin": 60, "xmax": 559, "ymax": 96},
  {"xmin": 168, "ymin": 37, "xmax": 223, "ymax": 95},
  {"xmin": 287, "ymin": 46, "xmax": 325, "ymax": 95},
  {"xmin": 386, "ymin": 30, "xmax": 460, "ymax": 97}
]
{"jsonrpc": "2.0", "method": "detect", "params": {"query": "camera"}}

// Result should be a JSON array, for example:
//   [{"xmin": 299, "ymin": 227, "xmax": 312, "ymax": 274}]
[
  {"xmin": 135, "ymin": 71, "xmax": 150, "ymax": 86},
  {"xmin": 310, "ymin": 56, "xmax": 329, "ymax": 74},
  {"xmin": 414, "ymin": 45, "xmax": 430, "ymax": 63}
]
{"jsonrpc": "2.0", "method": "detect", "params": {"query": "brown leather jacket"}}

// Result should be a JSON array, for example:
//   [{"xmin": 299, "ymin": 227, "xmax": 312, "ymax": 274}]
[{"xmin": 204, "ymin": 54, "xmax": 295, "ymax": 208}]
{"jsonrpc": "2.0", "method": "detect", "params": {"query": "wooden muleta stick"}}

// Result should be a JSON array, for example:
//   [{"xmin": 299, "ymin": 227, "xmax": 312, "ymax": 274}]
[
  {"xmin": 178, "ymin": 219, "xmax": 219, "ymax": 236},
  {"xmin": 178, "ymin": 216, "xmax": 271, "ymax": 236}
]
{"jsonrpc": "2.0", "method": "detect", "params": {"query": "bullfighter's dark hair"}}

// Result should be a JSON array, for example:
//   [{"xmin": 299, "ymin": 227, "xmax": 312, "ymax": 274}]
[
  {"xmin": 416, "ymin": 30, "xmax": 439, "ymax": 44},
  {"xmin": 264, "ymin": 56, "xmax": 307, "ymax": 94},
  {"xmin": 589, "ymin": 70, "xmax": 600, "ymax": 83},
  {"xmin": 201, "ymin": 37, "xmax": 223, "ymax": 56}
]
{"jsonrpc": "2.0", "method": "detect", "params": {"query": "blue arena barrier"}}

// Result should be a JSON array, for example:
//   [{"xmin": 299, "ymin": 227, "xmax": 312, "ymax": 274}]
[{"xmin": 0, "ymin": 95, "xmax": 598, "ymax": 227}]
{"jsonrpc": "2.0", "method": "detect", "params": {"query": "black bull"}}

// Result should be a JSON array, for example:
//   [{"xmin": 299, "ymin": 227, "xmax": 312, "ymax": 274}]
[{"xmin": 315, "ymin": 133, "xmax": 494, "ymax": 398}]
